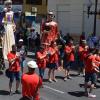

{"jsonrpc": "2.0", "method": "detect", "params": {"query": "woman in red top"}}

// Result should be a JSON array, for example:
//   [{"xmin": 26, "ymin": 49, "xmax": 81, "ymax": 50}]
[
  {"xmin": 47, "ymin": 41, "xmax": 58, "ymax": 82},
  {"xmin": 36, "ymin": 46, "xmax": 47, "ymax": 80}
]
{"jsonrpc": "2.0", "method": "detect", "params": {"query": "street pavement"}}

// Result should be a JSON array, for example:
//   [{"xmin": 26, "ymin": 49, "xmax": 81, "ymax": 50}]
[{"xmin": 0, "ymin": 54, "xmax": 100, "ymax": 100}]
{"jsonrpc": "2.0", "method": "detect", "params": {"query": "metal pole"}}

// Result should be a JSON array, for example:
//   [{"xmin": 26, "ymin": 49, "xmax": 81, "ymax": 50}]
[{"xmin": 93, "ymin": 0, "xmax": 98, "ymax": 36}]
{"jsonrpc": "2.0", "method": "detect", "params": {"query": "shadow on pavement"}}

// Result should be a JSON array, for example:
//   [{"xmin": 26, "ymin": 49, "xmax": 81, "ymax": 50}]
[
  {"xmin": 0, "ymin": 90, "xmax": 9, "ymax": 95},
  {"xmin": 79, "ymin": 83, "xmax": 100, "ymax": 89},
  {"xmin": 97, "ymin": 80, "xmax": 100, "ymax": 83},
  {"xmin": 79, "ymin": 84, "xmax": 84, "ymax": 88},
  {"xmin": 95, "ymin": 85, "xmax": 100, "ymax": 89},
  {"xmin": 43, "ymin": 79, "xmax": 48, "ymax": 82},
  {"xmin": 70, "ymin": 73, "xmax": 79, "ymax": 77},
  {"xmin": 55, "ymin": 76, "xmax": 64, "ymax": 80},
  {"xmin": 68, "ymin": 91, "xmax": 85, "ymax": 97}
]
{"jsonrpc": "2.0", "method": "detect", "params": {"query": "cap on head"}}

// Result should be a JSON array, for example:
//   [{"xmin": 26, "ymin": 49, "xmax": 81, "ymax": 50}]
[
  {"xmin": 47, "ymin": 11, "xmax": 54, "ymax": 15},
  {"xmin": 47, "ymin": 11, "xmax": 55, "ymax": 19},
  {"xmin": 19, "ymin": 39, "xmax": 23, "ymax": 42},
  {"xmin": 27, "ymin": 61, "xmax": 38, "ymax": 69}
]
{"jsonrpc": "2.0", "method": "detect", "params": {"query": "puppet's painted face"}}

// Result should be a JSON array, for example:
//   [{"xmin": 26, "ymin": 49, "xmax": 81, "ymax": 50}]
[
  {"xmin": 6, "ymin": 3, "xmax": 12, "ymax": 11},
  {"xmin": 47, "ymin": 12, "xmax": 54, "ymax": 21},
  {"xmin": 5, "ymin": 0, "xmax": 12, "ymax": 11}
]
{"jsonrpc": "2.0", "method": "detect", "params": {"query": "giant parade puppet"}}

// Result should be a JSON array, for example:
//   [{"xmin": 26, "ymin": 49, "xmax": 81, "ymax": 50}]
[
  {"xmin": 41, "ymin": 11, "xmax": 59, "ymax": 46},
  {"xmin": 2, "ymin": 0, "xmax": 16, "ymax": 59}
]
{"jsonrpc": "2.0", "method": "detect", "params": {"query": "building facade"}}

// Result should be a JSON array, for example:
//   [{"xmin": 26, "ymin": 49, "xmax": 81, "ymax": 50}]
[
  {"xmin": 0, "ymin": 0, "xmax": 47, "ymax": 28},
  {"xmin": 0, "ymin": 0, "xmax": 47, "ymax": 15},
  {"xmin": 0, "ymin": 0, "xmax": 23, "ymax": 12},
  {"xmin": 23, "ymin": 0, "xmax": 47, "ymax": 15},
  {"xmin": 48, "ymin": 0, "xmax": 100, "ymax": 36}
]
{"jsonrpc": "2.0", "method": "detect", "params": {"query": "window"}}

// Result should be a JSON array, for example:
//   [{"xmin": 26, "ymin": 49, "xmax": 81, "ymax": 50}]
[
  {"xmin": 12, "ymin": 0, "xmax": 23, "ymax": 5},
  {"xmin": 0, "ymin": 0, "xmax": 23, "ymax": 5},
  {"xmin": 26, "ymin": 0, "xmax": 42, "ymax": 5}
]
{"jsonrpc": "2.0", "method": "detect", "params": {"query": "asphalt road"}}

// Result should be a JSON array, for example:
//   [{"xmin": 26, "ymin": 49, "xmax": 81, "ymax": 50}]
[{"xmin": 0, "ymin": 55, "xmax": 100, "ymax": 100}]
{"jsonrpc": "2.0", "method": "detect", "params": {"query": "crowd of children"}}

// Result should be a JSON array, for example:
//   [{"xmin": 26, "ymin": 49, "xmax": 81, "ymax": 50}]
[
  {"xmin": 35, "ymin": 35, "xmax": 100, "ymax": 97},
  {"xmin": 37, "ymin": 11, "xmax": 100, "ymax": 98}
]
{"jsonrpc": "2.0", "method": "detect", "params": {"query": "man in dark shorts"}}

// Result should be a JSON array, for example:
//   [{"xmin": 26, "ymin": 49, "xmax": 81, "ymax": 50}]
[{"xmin": 7, "ymin": 45, "xmax": 21, "ymax": 95}]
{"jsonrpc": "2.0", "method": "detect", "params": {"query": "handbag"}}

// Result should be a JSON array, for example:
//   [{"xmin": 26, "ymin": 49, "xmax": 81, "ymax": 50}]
[{"xmin": 5, "ymin": 68, "xmax": 10, "ymax": 78}]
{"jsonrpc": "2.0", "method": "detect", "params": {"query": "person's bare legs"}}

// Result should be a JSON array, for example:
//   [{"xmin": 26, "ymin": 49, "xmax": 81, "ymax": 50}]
[
  {"xmin": 52, "ymin": 69, "xmax": 57, "ymax": 82},
  {"xmin": 9, "ymin": 81, "xmax": 13, "ymax": 93},
  {"xmin": 48, "ymin": 69, "xmax": 53, "ymax": 82},
  {"xmin": 64, "ymin": 69, "xmax": 68, "ymax": 81},
  {"xmin": 16, "ymin": 80, "xmax": 20, "ymax": 91}
]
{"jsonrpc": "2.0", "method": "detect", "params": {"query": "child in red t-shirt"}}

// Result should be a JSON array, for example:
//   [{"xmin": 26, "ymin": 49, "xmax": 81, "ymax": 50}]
[
  {"xmin": 78, "ymin": 40, "xmax": 89, "ymax": 76},
  {"xmin": 63, "ymin": 40, "xmax": 75, "ymax": 81},
  {"xmin": 84, "ymin": 49, "xmax": 99, "ymax": 98}
]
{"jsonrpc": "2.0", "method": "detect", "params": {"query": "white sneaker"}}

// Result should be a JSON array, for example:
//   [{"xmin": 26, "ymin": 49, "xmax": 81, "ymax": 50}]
[
  {"xmin": 67, "ymin": 76, "xmax": 72, "ymax": 79},
  {"xmin": 64, "ymin": 77, "xmax": 67, "ymax": 81},
  {"xmin": 88, "ymin": 93, "xmax": 96, "ymax": 98},
  {"xmin": 48, "ymin": 79, "xmax": 53, "ymax": 83}
]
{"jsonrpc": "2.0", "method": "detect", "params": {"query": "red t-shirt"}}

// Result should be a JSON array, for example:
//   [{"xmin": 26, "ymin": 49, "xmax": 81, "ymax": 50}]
[
  {"xmin": 78, "ymin": 45, "xmax": 89, "ymax": 61},
  {"xmin": 95, "ymin": 55, "xmax": 100, "ymax": 67},
  {"xmin": 64, "ymin": 45, "xmax": 75, "ymax": 62},
  {"xmin": 7, "ymin": 52, "xmax": 20, "ymax": 72},
  {"xmin": 48, "ymin": 47, "xmax": 58, "ymax": 63},
  {"xmin": 21, "ymin": 73, "xmax": 42, "ymax": 100},
  {"xmin": 54, "ymin": 47, "xmax": 59, "ymax": 62},
  {"xmin": 36, "ymin": 51, "xmax": 47, "ymax": 69},
  {"xmin": 85, "ymin": 55, "xmax": 96, "ymax": 73}
]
